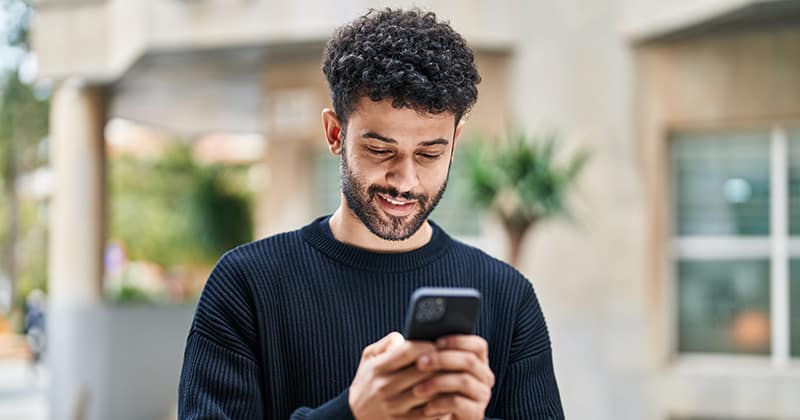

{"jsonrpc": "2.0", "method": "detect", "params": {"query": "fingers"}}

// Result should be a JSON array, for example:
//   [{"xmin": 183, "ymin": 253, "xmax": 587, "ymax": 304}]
[
  {"xmin": 384, "ymin": 386, "xmax": 435, "ymax": 415},
  {"xmin": 435, "ymin": 334, "xmax": 489, "ymax": 363},
  {"xmin": 417, "ymin": 350, "xmax": 495, "ymax": 388},
  {"xmin": 374, "ymin": 363, "xmax": 437, "ymax": 402},
  {"xmin": 421, "ymin": 393, "xmax": 483, "ymax": 418},
  {"xmin": 362, "ymin": 331, "xmax": 405, "ymax": 359},
  {"xmin": 393, "ymin": 404, "xmax": 451, "ymax": 419},
  {"xmin": 374, "ymin": 340, "xmax": 437, "ymax": 374},
  {"xmin": 413, "ymin": 372, "xmax": 491, "ymax": 403}
]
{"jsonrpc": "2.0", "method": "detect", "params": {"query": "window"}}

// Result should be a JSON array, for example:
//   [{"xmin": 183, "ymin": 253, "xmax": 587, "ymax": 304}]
[
  {"xmin": 792, "ymin": 259, "xmax": 800, "ymax": 357},
  {"xmin": 676, "ymin": 258, "xmax": 771, "ymax": 354},
  {"xmin": 312, "ymin": 150, "xmax": 341, "ymax": 216},
  {"xmin": 428, "ymin": 148, "xmax": 482, "ymax": 237},
  {"xmin": 671, "ymin": 127, "xmax": 800, "ymax": 362},
  {"xmin": 790, "ymin": 129, "xmax": 800, "ymax": 357}
]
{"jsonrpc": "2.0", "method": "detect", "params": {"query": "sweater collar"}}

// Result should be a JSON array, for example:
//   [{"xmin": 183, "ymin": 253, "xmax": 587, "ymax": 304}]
[{"xmin": 301, "ymin": 215, "xmax": 453, "ymax": 272}]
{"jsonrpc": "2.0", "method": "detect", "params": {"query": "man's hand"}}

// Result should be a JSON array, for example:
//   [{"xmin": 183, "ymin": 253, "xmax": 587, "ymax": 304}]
[
  {"xmin": 349, "ymin": 332, "xmax": 448, "ymax": 419},
  {"xmin": 412, "ymin": 334, "xmax": 495, "ymax": 420}
]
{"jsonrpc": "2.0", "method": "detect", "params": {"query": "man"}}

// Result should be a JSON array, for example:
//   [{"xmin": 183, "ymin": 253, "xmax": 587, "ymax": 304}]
[{"xmin": 179, "ymin": 8, "xmax": 563, "ymax": 420}]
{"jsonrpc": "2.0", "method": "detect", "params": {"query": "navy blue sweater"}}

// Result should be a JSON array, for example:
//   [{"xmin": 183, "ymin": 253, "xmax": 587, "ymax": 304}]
[{"xmin": 178, "ymin": 217, "xmax": 564, "ymax": 419}]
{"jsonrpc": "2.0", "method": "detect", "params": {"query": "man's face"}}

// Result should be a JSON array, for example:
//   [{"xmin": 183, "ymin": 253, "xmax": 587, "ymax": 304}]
[{"xmin": 338, "ymin": 98, "xmax": 459, "ymax": 241}]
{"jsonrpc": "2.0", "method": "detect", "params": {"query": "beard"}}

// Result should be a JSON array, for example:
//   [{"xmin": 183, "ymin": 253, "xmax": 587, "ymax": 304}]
[{"xmin": 340, "ymin": 145, "xmax": 449, "ymax": 241}]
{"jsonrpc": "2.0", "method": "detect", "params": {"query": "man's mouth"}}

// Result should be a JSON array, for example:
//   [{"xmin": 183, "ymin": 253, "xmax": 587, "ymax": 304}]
[{"xmin": 376, "ymin": 193, "xmax": 418, "ymax": 215}]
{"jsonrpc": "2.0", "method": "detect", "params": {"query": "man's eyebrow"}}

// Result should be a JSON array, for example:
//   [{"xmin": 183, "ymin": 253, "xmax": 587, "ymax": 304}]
[
  {"xmin": 362, "ymin": 131, "xmax": 449, "ymax": 147},
  {"xmin": 417, "ymin": 138, "xmax": 449, "ymax": 147},
  {"xmin": 362, "ymin": 131, "xmax": 397, "ymax": 144}
]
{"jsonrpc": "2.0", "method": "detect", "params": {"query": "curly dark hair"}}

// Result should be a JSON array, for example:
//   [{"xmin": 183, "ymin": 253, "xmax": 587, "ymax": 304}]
[{"xmin": 322, "ymin": 8, "xmax": 481, "ymax": 130}]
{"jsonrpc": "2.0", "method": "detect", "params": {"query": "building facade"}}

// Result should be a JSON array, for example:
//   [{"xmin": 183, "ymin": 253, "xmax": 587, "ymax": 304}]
[{"xmin": 32, "ymin": 0, "xmax": 800, "ymax": 419}]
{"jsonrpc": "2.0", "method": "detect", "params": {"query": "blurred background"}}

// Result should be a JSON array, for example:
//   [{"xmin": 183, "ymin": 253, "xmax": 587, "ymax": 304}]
[{"xmin": 0, "ymin": 0, "xmax": 798, "ymax": 419}]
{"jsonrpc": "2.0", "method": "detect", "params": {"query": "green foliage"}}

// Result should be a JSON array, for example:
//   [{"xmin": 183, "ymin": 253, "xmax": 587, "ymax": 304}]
[
  {"xmin": 0, "ymin": 0, "xmax": 51, "ymax": 310},
  {"xmin": 428, "ymin": 149, "xmax": 483, "ymax": 237},
  {"xmin": 0, "ymin": 0, "xmax": 45, "ymax": 176},
  {"xmin": 463, "ymin": 131, "xmax": 589, "ymax": 233},
  {"xmin": 0, "ymin": 77, "xmax": 48, "ymax": 172},
  {"xmin": 193, "ymin": 166, "xmax": 254, "ymax": 255},
  {"xmin": 109, "ymin": 143, "xmax": 253, "ymax": 268},
  {"xmin": 110, "ymin": 281, "xmax": 158, "ymax": 304},
  {"xmin": 0, "ymin": 191, "xmax": 6, "ymax": 246},
  {"xmin": 1, "ymin": 0, "xmax": 32, "ymax": 48},
  {"xmin": 13, "ymin": 200, "xmax": 47, "ymax": 304}
]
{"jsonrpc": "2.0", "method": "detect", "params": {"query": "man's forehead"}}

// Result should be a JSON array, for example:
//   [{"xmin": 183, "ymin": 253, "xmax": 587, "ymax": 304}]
[{"xmin": 348, "ymin": 97, "xmax": 458, "ymax": 135}]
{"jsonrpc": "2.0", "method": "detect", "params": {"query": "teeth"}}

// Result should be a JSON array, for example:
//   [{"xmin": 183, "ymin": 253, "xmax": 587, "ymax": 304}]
[{"xmin": 381, "ymin": 194, "xmax": 411, "ymax": 206}]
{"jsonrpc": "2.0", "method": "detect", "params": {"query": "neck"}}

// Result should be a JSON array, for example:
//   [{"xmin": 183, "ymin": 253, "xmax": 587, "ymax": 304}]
[{"xmin": 328, "ymin": 203, "xmax": 433, "ymax": 253}]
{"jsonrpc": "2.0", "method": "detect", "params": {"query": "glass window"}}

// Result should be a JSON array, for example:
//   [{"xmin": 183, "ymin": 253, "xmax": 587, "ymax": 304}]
[
  {"xmin": 791, "ymin": 259, "xmax": 800, "ymax": 357},
  {"xmin": 672, "ymin": 131, "xmax": 771, "ymax": 236},
  {"xmin": 429, "ymin": 149, "xmax": 482, "ymax": 237},
  {"xmin": 677, "ymin": 259, "xmax": 771, "ymax": 355},
  {"xmin": 312, "ymin": 151, "xmax": 341, "ymax": 216},
  {"xmin": 672, "ymin": 127, "xmax": 800, "ymax": 359},
  {"xmin": 789, "ymin": 129, "xmax": 800, "ymax": 235},
  {"xmin": 790, "ymin": 131, "xmax": 800, "ymax": 357}
]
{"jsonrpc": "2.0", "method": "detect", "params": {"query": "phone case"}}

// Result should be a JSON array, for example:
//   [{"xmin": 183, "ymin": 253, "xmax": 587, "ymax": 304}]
[{"xmin": 403, "ymin": 287, "xmax": 481, "ymax": 341}]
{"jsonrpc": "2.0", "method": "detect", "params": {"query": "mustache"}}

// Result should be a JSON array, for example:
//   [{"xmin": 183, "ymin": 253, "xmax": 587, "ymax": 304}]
[{"xmin": 367, "ymin": 185, "xmax": 426, "ymax": 203}]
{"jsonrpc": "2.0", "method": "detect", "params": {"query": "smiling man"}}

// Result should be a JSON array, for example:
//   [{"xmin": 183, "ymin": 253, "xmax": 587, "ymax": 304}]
[{"xmin": 178, "ymin": 8, "xmax": 563, "ymax": 420}]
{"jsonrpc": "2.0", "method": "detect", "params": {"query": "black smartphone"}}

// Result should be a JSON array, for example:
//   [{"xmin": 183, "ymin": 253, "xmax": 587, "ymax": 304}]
[{"xmin": 403, "ymin": 287, "xmax": 481, "ymax": 341}]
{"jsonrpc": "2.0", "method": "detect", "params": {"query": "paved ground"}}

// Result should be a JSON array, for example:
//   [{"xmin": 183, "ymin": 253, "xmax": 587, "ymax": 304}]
[{"xmin": 0, "ymin": 359, "xmax": 48, "ymax": 420}]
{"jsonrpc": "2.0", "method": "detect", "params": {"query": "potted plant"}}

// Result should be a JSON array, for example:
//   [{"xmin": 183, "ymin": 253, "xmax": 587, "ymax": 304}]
[{"xmin": 463, "ymin": 131, "xmax": 588, "ymax": 267}]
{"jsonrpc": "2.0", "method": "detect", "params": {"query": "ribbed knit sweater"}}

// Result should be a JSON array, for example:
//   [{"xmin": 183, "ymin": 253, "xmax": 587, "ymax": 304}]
[{"xmin": 178, "ymin": 216, "xmax": 564, "ymax": 419}]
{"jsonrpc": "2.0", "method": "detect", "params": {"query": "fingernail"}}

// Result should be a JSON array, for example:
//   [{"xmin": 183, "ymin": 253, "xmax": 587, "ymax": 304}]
[
  {"xmin": 436, "ymin": 338, "xmax": 447, "ymax": 348},
  {"xmin": 420, "ymin": 355, "xmax": 431, "ymax": 367}
]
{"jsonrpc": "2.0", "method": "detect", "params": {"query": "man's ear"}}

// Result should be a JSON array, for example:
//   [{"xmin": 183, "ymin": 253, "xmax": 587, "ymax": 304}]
[{"xmin": 321, "ymin": 108, "xmax": 344, "ymax": 155}]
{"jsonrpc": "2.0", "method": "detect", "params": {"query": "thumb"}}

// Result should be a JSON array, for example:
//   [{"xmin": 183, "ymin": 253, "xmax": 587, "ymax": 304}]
[
  {"xmin": 381, "ymin": 331, "xmax": 405, "ymax": 352},
  {"xmin": 364, "ymin": 331, "xmax": 404, "ymax": 359}
]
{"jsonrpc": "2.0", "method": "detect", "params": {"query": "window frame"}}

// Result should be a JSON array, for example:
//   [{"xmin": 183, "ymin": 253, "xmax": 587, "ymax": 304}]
[{"xmin": 668, "ymin": 124, "xmax": 800, "ymax": 369}]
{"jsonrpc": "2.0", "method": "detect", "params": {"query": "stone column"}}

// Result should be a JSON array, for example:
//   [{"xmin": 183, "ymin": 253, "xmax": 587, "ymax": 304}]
[
  {"xmin": 47, "ymin": 78, "xmax": 107, "ymax": 420},
  {"xmin": 48, "ymin": 78, "xmax": 106, "ymax": 306}
]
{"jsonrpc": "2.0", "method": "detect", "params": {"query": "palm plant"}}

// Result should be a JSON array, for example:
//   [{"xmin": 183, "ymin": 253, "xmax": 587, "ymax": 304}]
[{"xmin": 463, "ymin": 131, "xmax": 589, "ymax": 267}]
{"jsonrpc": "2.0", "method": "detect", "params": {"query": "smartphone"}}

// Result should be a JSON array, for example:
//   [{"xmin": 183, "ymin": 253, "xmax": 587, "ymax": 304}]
[{"xmin": 403, "ymin": 287, "xmax": 481, "ymax": 341}]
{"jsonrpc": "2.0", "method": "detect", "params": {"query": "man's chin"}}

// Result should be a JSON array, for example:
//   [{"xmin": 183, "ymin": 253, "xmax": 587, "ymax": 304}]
[
  {"xmin": 369, "ymin": 213, "xmax": 426, "ymax": 242},
  {"xmin": 373, "ymin": 230, "xmax": 418, "ymax": 242}
]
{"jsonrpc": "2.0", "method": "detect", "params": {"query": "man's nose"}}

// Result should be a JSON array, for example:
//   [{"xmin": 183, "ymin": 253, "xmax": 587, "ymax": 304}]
[{"xmin": 386, "ymin": 156, "xmax": 419, "ymax": 194}]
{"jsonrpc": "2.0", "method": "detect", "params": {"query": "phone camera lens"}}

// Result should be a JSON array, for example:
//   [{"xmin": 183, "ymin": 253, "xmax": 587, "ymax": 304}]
[{"xmin": 415, "ymin": 297, "xmax": 446, "ymax": 323}]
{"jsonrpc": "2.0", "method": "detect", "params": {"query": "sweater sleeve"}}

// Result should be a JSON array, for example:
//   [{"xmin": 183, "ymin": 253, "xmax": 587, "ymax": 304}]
[
  {"xmin": 289, "ymin": 388, "xmax": 356, "ymax": 419},
  {"xmin": 486, "ymin": 281, "xmax": 565, "ymax": 420},
  {"xmin": 178, "ymin": 251, "xmax": 265, "ymax": 419}
]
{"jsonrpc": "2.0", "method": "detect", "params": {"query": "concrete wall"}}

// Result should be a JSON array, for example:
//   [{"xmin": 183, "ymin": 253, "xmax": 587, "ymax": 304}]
[
  {"xmin": 637, "ymin": 27, "xmax": 800, "ymax": 420},
  {"xmin": 48, "ymin": 304, "xmax": 195, "ymax": 420},
  {"xmin": 32, "ymin": 0, "xmax": 515, "ymax": 81},
  {"xmin": 109, "ymin": 47, "xmax": 270, "ymax": 135},
  {"xmin": 503, "ymin": 1, "xmax": 654, "ymax": 418}
]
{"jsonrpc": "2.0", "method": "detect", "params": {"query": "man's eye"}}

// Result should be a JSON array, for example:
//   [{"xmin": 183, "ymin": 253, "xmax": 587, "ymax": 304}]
[
  {"xmin": 418, "ymin": 153, "xmax": 441, "ymax": 160},
  {"xmin": 367, "ymin": 148, "xmax": 391, "ymax": 155}
]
